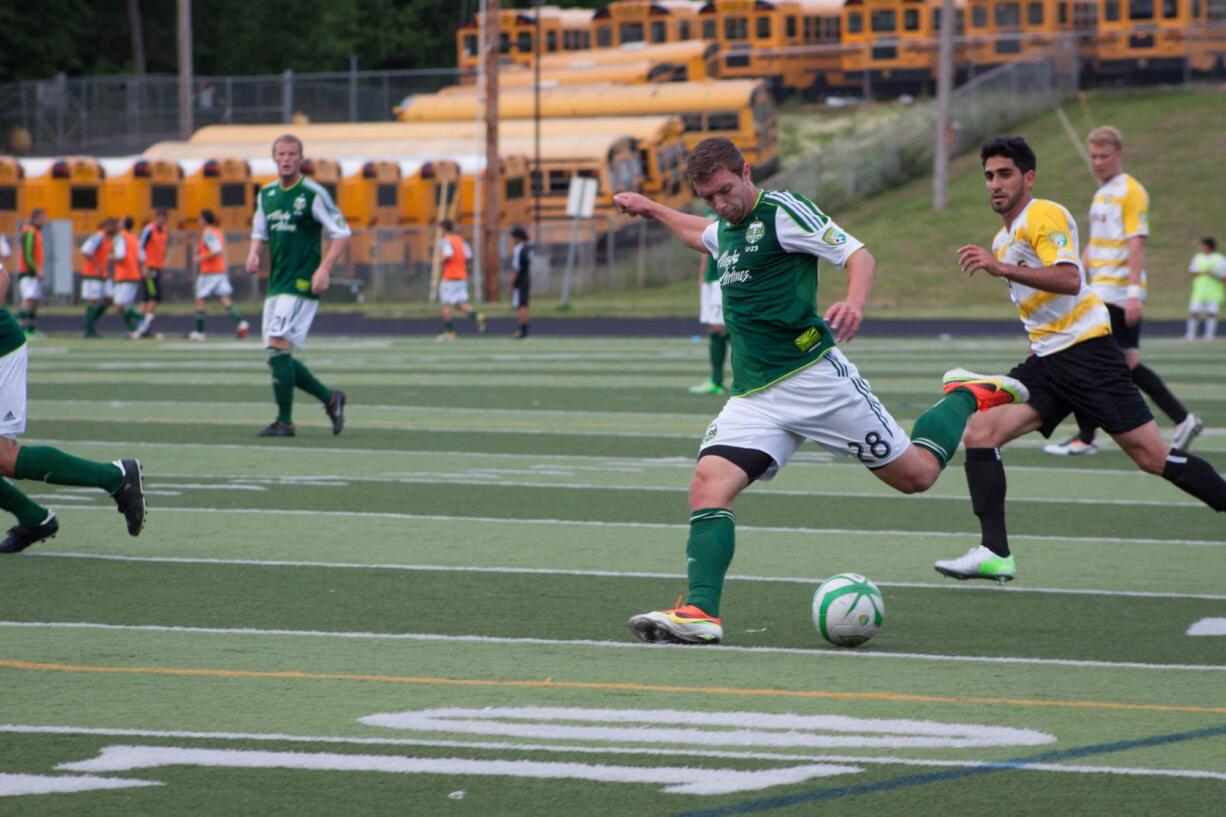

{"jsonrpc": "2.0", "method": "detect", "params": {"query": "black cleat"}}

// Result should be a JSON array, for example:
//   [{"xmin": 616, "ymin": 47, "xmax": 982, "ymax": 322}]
[
  {"xmin": 0, "ymin": 513, "xmax": 59, "ymax": 554},
  {"xmin": 110, "ymin": 459, "xmax": 146, "ymax": 537},
  {"xmin": 257, "ymin": 420, "xmax": 296, "ymax": 437},
  {"xmin": 325, "ymin": 390, "xmax": 346, "ymax": 435}
]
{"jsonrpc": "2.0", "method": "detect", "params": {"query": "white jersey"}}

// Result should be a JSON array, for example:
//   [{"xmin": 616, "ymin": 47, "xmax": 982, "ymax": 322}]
[
  {"xmin": 993, "ymin": 198, "xmax": 1110, "ymax": 357},
  {"xmin": 1086, "ymin": 172, "xmax": 1149, "ymax": 305}
]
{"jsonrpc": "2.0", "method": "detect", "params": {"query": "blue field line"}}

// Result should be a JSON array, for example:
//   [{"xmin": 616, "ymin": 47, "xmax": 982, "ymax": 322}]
[{"xmin": 671, "ymin": 722, "xmax": 1226, "ymax": 817}]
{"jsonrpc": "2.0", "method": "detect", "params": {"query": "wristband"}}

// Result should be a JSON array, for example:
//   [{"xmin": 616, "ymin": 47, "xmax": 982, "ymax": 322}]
[{"xmin": 1126, "ymin": 285, "xmax": 1143, "ymax": 299}]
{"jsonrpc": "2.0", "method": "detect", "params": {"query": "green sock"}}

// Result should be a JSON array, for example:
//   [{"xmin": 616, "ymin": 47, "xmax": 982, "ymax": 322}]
[
  {"xmin": 292, "ymin": 357, "xmax": 332, "ymax": 404},
  {"xmin": 0, "ymin": 478, "xmax": 49, "ymax": 525},
  {"xmin": 444, "ymin": 321, "xmax": 454, "ymax": 332},
  {"xmin": 709, "ymin": 331, "xmax": 728, "ymax": 387},
  {"xmin": 685, "ymin": 508, "xmax": 736, "ymax": 617},
  {"xmin": 84, "ymin": 304, "xmax": 98, "ymax": 334},
  {"xmin": 195, "ymin": 311, "xmax": 206, "ymax": 333},
  {"xmin": 15, "ymin": 445, "xmax": 123, "ymax": 492},
  {"xmin": 27, "ymin": 307, "xmax": 36, "ymax": 332},
  {"xmin": 227, "ymin": 305, "xmax": 243, "ymax": 326},
  {"xmin": 17, "ymin": 309, "xmax": 30, "ymax": 330},
  {"xmin": 123, "ymin": 307, "xmax": 141, "ymax": 331},
  {"xmin": 910, "ymin": 388, "xmax": 977, "ymax": 468},
  {"xmin": 268, "ymin": 351, "xmax": 295, "ymax": 424}
]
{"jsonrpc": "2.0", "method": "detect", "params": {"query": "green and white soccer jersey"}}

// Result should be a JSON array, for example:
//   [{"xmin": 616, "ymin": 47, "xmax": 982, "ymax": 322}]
[
  {"xmin": 251, "ymin": 176, "xmax": 351, "ymax": 301},
  {"xmin": 700, "ymin": 189, "xmax": 864, "ymax": 396}
]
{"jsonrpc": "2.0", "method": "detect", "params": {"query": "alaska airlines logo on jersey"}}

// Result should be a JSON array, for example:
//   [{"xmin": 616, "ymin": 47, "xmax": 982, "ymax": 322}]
[
  {"xmin": 717, "ymin": 249, "xmax": 750, "ymax": 285},
  {"xmin": 1048, "ymin": 231, "xmax": 1069, "ymax": 248},
  {"xmin": 293, "ymin": 194, "xmax": 307, "ymax": 215},
  {"xmin": 267, "ymin": 210, "xmax": 298, "ymax": 233},
  {"xmin": 821, "ymin": 226, "xmax": 846, "ymax": 245},
  {"xmin": 745, "ymin": 220, "xmax": 765, "ymax": 245}
]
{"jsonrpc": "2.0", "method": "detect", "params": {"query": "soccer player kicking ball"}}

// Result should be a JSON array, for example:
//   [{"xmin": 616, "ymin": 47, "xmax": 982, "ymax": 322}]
[
  {"xmin": 933, "ymin": 136, "xmax": 1226, "ymax": 584},
  {"xmin": 0, "ymin": 261, "xmax": 145, "ymax": 553},
  {"xmin": 613, "ymin": 136, "xmax": 1027, "ymax": 645},
  {"xmin": 245, "ymin": 134, "xmax": 349, "ymax": 438}
]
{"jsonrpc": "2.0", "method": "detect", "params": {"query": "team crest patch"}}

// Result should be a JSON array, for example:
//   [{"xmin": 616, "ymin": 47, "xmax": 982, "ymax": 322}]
[
  {"xmin": 1047, "ymin": 231, "xmax": 1070, "ymax": 248},
  {"xmin": 293, "ymin": 194, "xmax": 307, "ymax": 214},
  {"xmin": 703, "ymin": 423, "xmax": 718, "ymax": 443},
  {"xmin": 745, "ymin": 220, "xmax": 765, "ymax": 244},
  {"xmin": 821, "ymin": 226, "xmax": 846, "ymax": 245}
]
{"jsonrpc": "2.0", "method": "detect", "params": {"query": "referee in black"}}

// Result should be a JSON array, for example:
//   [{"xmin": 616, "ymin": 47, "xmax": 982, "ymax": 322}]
[{"xmin": 509, "ymin": 226, "xmax": 532, "ymax": 339}]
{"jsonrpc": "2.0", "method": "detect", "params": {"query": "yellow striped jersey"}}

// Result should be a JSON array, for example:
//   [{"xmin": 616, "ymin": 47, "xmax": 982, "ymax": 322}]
[
  {"xmin": 992, "ymin": 198, "xmax": 1111, "ymax": 357},
  {"xmin": 1086, "ymin": 172, "xmax": 1149, "ymax": 305}
]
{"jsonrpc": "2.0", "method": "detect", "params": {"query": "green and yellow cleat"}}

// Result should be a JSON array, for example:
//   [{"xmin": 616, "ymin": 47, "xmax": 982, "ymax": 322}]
[
  {"xmin": 934, "ymin": 545, "xmax": 1015, "ymax": 584},
  {"xmin": 942, "ymin": 368, "xmax": 1029, "ymax": 412}
]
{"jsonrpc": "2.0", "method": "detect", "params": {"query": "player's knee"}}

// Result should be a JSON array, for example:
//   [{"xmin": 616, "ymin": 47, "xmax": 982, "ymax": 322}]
[{"xmin": 1134, "ymin": 447, "xmax": 1168, "ymax": 475}]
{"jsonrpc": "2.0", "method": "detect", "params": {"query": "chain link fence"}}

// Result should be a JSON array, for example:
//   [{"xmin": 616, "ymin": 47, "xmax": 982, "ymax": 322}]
[{"xmin": 765, "ymin": 38, "xmax": 1081, "ymax": 211}]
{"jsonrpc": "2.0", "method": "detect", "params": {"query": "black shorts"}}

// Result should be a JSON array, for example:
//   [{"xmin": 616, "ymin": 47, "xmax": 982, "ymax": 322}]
[
  {"xmin": 1009, "ymin": 335, "xmax": 1153, "ymax": 438},
  {"xmin": 1106, "ymin": 303, "xmax": 1141, "ymax": 350},
  {"xmin": 512, "ymin": 281, "xmax": 530, "ymax": 308},
  {"xmin": 142, "ymin": 270, "xmax": 163, "ymax": 303}
]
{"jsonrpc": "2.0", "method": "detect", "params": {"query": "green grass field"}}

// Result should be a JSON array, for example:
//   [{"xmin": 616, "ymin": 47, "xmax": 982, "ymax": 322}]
[{"xmin": 1, "ymin": 333, "xmax": 1224, "ymax": 816}]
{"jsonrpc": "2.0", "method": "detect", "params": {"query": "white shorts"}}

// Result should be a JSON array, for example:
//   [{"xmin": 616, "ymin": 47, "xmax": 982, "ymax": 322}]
[
  {"xmin": 1188, "ymin": 300, "xmax": 1220, "ymax": 315},
  {"xmin": 112, "ymin": 281, "xmax": 142, "ymax": 307},
  {"xmin": 80, "ymin": 278, "xmax": 113, "ymax": 301},
  {"xmin": 700, "ymin": 280, "xmax": 724, "ymax": 326},
  {"xmin": 196, "ymin": 274, "xmax": 234, "ymax": 300},
  {"xmin": 262, "ymin": 294, "xmax": 318, "ymax": 350},
  {"xmin": 439, "ymin": 279, "xmax": 471, "ymax": 306},
  {"xmin": 18, "ymin": 277, "xmax": 42, "ymax": 302},
  {"xmin": 699, "ymin": 348, "xmax": 909, "ymax": 481},
  {"xmin": 0, "ymin": 344, "xmax": 28, "ymax": 439}
]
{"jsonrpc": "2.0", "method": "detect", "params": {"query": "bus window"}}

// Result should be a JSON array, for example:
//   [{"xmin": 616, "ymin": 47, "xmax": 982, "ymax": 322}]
[
  {"xmin": 0, "ymin": 187, "xmax": 15, "ymax": 211},
  {"xmin": 596, "ymin": 25, "xmax": 613, "ymax": 46},
  {"xmin": 500, "ymin": 32, "xmax": 511, "ymax": 53},
  {"xmin": 847, "ymin": 12, "xmax": 862, "ymax": 33},
  {"xmin": 1059, "ymin": 1, "xmax": 1068, "ymax": 23},
  {"xmin": 707, "ymin": 112, "xmax": 740, "ymax": 131},
  {"xmin": 547, "ymin": 31, "xmax": 558, "ymax": 51},
  {"xmin": 787, "ymin": 15, "xmax": 797, "ymax": 37},
  {"xmin": 1161, "ymin": 0, "xmax": 1177, "ymax": 17},
  {"xmin": 724, "ymin": 17, "xmax": 748, "ymax": 39},
  {"xmin": 871, "ymin": 10, "xmax": 896, "ymax": 32},
  {"xmin": 996, "ymin": 3, "xmax": 1021, "ymax": 25},
  {"xmin": 463, "ymin": 34, "xmax": 478, "ymax": 57},
  {"xmin": 756, "ymin": 16, "xmax": 771, "ymax": 38},
  {"xmin": 505, "ymin": 177, "xmax": 525, "ymax": 200},
  {"xmin": 971, "ymin": 5, "xmax": 988, "ymax": 26},
  {"xmin": 151, "ymin": 185, "xmax": 178, "ymax": 209},
  {"xmin": 620, "ymin": 22, "xmax": 644, "ymax": 42},
  {"xmin": 681, "ymin": 112, "xmax": 703, "ymax": 131},
  {"xmin": 1129, "ymin": 0, "xmax": 1154, "ymax": 19},
  {"xmin": 377, "ymin": 183, "xmax": 398, "ymax": 207},
  {"xmin": 71, "ymin": 187, "xmax": 98, "ymax": 210},
  {"xmin": 516, "ymin": 31, "xmax": 533, "ymax": 53},
  {"xmin": 1105, "ymin": 1, "xmax": 1120, "ymax": 21},
  {"xmin": 1028, "ymin": 2, "xmax": 1044, "ymax": 23},
  {"xmin": 220, "ymin": 183, "xmax": 246, "ymax": 207},
  {"xmin": 651, "ymin": 21, "xmax": 666, "ymax": 42},
  {"xmin": 905, "ymin": 8, "xmax": 920, "ymax": 29},
  {"xmin": 679, "ymin": 20, "xmax": 690, "ymax": 39},
  {"xmin": 703, "ymin": 19, "xmax": 716, "ymax": 39},
  {"xmin": 548, "ymin": 171, "xmax": 571, "ymax": 194}
]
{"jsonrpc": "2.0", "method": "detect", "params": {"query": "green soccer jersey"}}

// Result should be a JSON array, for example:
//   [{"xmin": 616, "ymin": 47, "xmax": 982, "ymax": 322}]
[
  {"xmin": 700, "ymin": 189, "xmax": 864, "ymax": 396},
  {"xmin": 251, "ymin": 176, "xmax": 351, "ymax": 300},
  {"xmin": 0, "ymin": 304, "xmax": 26, "ymax": 357},
  {"xmin": 703, "ymin": 254, "xmax": 719, "ymax": 283}
]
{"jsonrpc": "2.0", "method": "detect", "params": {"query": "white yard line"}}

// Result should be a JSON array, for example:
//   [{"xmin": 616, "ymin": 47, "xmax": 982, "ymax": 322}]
[
  {"xmin": 49, "ymin": 505, "xmax": 1226, "ymax": 548},
  {"xmin": 2, "ymin": 621, "xmax": 1222, "ymax": 672},
  {"xmin": 3, "ymin": 725, "xmax": 1220, "ymax": 783},
  {"xmin": 29, "ymin": 552, "xmax": 1226, "ymax": 602}
]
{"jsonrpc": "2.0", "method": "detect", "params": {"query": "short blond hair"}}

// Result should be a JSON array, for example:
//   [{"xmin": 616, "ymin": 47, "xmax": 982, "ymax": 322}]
[
  {"xmin": 272, "ymin": 133, "xmax": 304, "ymax": 156},
  {"xmin": 1087, "ymin": 126, "xmax": 1122, "ymax": 151}
]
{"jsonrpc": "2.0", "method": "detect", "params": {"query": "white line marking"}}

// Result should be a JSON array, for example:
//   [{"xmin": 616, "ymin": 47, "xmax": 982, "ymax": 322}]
[
  {"xmin": 0, "ymin": 773, "xmax": 160, "ymax": 797},
  {"xmin": 57, "ymin": 745, "xmax": 856, "ymax": 796},
  {"xmin": 1187, "ymin": 618, "xmax": 1226, "ymax": 636},
  {"xmin": 5, "ymin": 725, "xmax": 1224, "ymax": 783},
  {"xmin": 48, "ymin": 505, "xmax": 1226, "ymax": 548},
  {"xmin": 30, "ymin": 553, "xmax": 1226, "ymax": 602},
  {"xmin": 3, "ymin": 621, "xmax": 1222, "ymax": 671}
]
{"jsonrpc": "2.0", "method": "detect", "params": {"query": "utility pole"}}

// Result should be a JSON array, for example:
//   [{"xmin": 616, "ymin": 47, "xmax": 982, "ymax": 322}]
[
  {"xmin": 177, "ymin": 0, "xmax": 194, "ymax": 139},
  {"xmin": 932, "ymin": 0, "xmax": 954, "ymax": 210},
  {"xmin": 481, "ymin": 0, "xmax": 502, "ymax": 302}
]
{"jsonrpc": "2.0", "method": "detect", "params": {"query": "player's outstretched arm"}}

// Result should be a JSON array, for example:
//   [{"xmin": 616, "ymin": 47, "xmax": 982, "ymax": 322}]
[{"xmin": 613, "ymin": 192, "xmax": 712, "ymax": 252}]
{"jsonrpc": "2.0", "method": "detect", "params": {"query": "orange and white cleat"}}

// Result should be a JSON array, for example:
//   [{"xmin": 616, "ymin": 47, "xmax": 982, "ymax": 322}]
[
  {"xmin": 629, "ymin": 601, "xmax": 723, "ymax": 644},
  {"xmin": 942, "ymin": 368, "xmax": 1029, "ymax": 412}
]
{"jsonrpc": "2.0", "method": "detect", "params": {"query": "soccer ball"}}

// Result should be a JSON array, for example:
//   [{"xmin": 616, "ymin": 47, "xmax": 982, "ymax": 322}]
[{"xmin": 811, "ymin": 573, "xmax": 884, "ymax": 647}]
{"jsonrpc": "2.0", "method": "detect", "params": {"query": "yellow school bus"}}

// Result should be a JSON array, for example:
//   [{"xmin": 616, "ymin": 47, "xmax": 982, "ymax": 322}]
[
  {"xmin": 98, "ymin": 156, "xmax": 185, "ymax": 227},
  {"xmin": 397, "ymin": 79, "xmax": 778, "ymax": 177},
  {"xmin": 18, "ymin": 156, "xmax": 108, "ymax": 235},
  {"xmin": 177, "ymin": 157, "xmax": 254, "ymax": 231},
  {"xmin": 594, "ymin": 1, "xmax": 706, "ymax": 47},
  {"xmin": 0, "ymin": 156, "xmax": 23, "ymax": 235},
  {"xmin": 1087, "ymin": 0, "xmax": 1216, "ymax": 77},
  {"xmin": 527, "ymin": 38, "xmax": 721, "ymax": 81},
  {"xmin": 963, "ymin": 0, "xmax": 1079, "ymax": 74},
  {"xmin": 456, "ymin": 6, "xmax": 597, "ymax": 72}
]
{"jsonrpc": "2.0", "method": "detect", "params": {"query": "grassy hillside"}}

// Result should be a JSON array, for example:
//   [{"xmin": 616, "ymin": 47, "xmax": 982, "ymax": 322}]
[{"xmin": 833, "ymin": 85, "xmax": 1226, "ymax": 318}]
